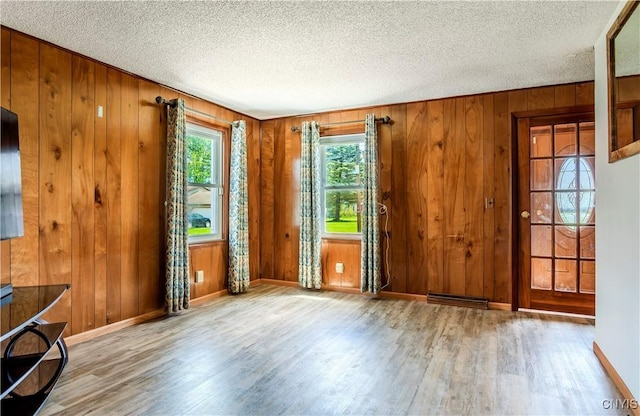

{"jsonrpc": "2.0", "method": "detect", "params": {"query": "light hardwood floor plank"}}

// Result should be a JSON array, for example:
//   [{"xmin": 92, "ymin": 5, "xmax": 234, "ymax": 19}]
[{"xmin": 41, "ymin": 284, "xmax": 624, "ymax": 415}]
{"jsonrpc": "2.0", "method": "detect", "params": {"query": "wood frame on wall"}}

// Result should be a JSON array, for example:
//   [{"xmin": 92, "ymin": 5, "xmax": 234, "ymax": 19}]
[{"xmin": 606, "ymin": 0, "xmax": 640, "ymax": 162}]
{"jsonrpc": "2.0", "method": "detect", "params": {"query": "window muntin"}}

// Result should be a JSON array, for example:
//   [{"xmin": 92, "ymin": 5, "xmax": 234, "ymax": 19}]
[
  {"xmin": 320, "ymin": 134, "xmax": 365, "ymax": 237},
  {"xmin": 186, "ymin": 123, "xmax": 223, "ymax": 242}
]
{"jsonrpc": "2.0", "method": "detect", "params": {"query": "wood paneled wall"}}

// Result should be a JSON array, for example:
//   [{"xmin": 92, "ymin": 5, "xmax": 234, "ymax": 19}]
[
  {"xmin": 0, "ymin": 28, "xmax": 260, "ymax": 335},
  {"xmin": 260, "ymin": 83, "xmax": 594, "ymax": 303}
]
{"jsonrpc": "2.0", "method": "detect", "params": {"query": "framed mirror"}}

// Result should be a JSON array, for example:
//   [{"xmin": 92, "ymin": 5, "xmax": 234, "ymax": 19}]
[{"xmin": 607, "ymin": 0, "xmax": 640, "ymax": 162}]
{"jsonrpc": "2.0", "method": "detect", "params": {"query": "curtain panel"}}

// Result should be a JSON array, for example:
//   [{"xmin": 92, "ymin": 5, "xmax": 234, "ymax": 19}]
[
  {"xmin": 228, "ymin": 120, "xmax": 250, "ymax": 294},
  {"xmin": 165, "ymin": 99, "xmax": 191, "ymax": 312},
  {"xmin": 298, "ymin": 121, "xmax": 322, "ymax": 289},
  {"xmin": 361, "ymin": 113, "xmax": 381, "ymax": 294}
]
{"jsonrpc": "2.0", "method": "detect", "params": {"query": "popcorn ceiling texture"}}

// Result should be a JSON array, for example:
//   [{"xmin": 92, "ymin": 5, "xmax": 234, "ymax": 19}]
[{"xmin": 0, "ymin": 1, "xmax": 620, "ymax": 119}]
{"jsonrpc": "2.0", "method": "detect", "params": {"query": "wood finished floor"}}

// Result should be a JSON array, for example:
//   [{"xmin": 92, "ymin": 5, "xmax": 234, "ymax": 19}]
[{"xmin": 41, "ymin": 284, "xmax": 623, "ymax": 415}]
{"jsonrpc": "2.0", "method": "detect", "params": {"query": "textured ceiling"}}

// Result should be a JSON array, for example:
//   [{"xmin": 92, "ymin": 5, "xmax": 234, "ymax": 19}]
[{"xmin": 0, "ymin": 1, "xmax": 621, "ymax": 119}]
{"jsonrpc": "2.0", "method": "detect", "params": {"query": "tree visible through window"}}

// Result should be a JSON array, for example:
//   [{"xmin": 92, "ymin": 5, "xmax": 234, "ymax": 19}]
[
  {"xmin": 321, "ymin": 134, "xmax": 365, "ymax": 235},
  {"xmin": 186, "ymin": 123, "xmax": 222, "ymax": 241}
]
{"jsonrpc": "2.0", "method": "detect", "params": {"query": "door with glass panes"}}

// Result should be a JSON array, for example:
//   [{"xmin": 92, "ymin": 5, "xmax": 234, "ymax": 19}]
[{"xmin": 517, "ymin": 114, "xmax": 595, "ymax": 315}]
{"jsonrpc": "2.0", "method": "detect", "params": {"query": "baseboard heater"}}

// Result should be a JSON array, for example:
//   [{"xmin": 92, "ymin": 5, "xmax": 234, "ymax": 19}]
[{"xmin": 426, "ymin": 292, "xmax": 489, "ymax": 310}]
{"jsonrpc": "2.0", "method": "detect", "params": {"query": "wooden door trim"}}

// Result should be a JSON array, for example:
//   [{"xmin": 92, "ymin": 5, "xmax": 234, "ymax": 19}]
[
  {"xmin": 511, "ymin": 105, "xmax": 594, "ymax": 119},
  {"xmin": 511, "ymin": 107, "xmax": 596, "ymax": 314}
]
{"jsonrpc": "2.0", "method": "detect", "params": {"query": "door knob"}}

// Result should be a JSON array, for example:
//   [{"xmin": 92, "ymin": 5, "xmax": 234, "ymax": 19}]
[{"xmin": 521, "ymin": 211, "xmax": 531, "ymax": 219}]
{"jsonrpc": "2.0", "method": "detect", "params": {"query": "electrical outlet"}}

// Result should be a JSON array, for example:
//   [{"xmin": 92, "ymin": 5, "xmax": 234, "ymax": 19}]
[
  {"xmin": 335, "ymin": 263, "xmax": 344, "ymax": 274},
  {"xmin": 195, "ymin": 270, "xmax": 204, "ymax": 283}
]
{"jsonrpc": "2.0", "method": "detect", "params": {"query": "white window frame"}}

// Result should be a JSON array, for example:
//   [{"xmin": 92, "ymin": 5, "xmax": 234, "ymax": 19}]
[
  {"xmin": 320, "ymin": 133, "xmax": 365, "ymax": 240},
  {"xmin": 186, "ymin": 122, "xmax": 223, "ymax": 243}
]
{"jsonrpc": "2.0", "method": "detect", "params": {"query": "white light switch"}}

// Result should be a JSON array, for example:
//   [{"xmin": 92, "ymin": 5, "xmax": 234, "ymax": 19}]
[
  {"xmin": 195, "ymin": 270, "xmax": 204, "ymax": 283},
  {"xmin": 335, "ymin": 263, "xmax": 344, "ymax": 274},
  {"xmin": 97, "ymin": 106, "xmax": 104, "ymax": 118}
]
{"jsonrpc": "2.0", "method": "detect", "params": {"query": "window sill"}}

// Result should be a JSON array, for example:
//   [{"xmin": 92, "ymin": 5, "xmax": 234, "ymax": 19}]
[
  {"xmin": 189, "ymin": 239, "xmax": 226, "ymax": 248},
  {"xmin": 322, "ymin": 235, "xmax": 362, "ymax": 243}
]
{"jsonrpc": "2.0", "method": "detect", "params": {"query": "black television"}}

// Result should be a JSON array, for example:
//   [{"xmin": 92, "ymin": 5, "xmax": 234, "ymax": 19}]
[{"xmin": 1, "ymin": 107, "xmax": 24, "ymax": 240}]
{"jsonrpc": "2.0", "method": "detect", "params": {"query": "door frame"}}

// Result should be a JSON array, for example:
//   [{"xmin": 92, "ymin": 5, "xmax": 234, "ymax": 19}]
[{"xmin": 510, "ymin": 105, "xmax": 594, "ymax": 312}]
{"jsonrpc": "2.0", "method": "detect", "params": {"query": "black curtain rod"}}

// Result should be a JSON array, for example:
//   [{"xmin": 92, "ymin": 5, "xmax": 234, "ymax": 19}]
[
  {"xmin": 290, "ymin": 116, "xmax": 391, "ymax": 132},
  {"xmin": 155, "ymin": 96, "xmax": 235, "ymax": 126}
]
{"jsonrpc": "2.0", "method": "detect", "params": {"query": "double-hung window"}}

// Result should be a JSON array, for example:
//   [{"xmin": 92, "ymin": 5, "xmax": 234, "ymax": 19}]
[
  {"xmin": 186, "ymin": 122, "xmax": 223, "ymax": 242},
  {"xmin": 320, "ymin": 133, "xmax": 365, "ymax": 238}
]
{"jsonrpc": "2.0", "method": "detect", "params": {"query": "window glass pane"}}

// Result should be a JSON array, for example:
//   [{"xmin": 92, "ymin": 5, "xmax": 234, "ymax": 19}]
[
  {"xmin": 530, "ymin": 126, "xmax": 552, "ymax": 158},
  {"xmin": 185, "ymin": 123, "xmax": 222, "ymax": 241},
  {"xmin": 554, "ymin": 123, "xmax": 577, "ymax": 156},
  {"xmin": 555, "ymin": 158, "xmax": 577, "ymax": 190},
  {"xmin": 555, "ymin": 226, "xmax": 576, "ymax": 258},
  {"xmin": 579, "ymin": 157, "xmax": 595, "ymax": 190},
  {"xmin": 580, "ymin": 226, "xmax": 595, "ymax": 259},
  {"xmin": 580, "ymin": 261, "xmax": 595, "ymax": 294},
  {"xmin": 324, "ymin": 190, "xmax": 362, "ymax": 233},
  {"xmin": 325, "ymin": 143, "xmax": 364, "ymax": 187},
  {"xmin": 531, "ymin": 192, "xmax": 552, "ymax": 224},
  {"xmin": 531, "ymin": 258, "xmax": 552, "ymax": 290},
  {"xmin": 579, "ymin": 122, "xmax": 595, "ymax": 156},
  {"xmin": 555, "ymin": 192, "xmax": 577, "ymax": 225},
  {"xmin": 531, "ymin": 225, "xmax": 552, "ymax": 257},
  {"xmin": 530, "ymin": 159, "xmax": 553, "ymax": 190},
  {"xmin": 580, "ymin": 191, "xmax": 595, "ymax": 225},
  {"xmin": 187, "ymin": 186, "xmax": 220, "ymax": 236},
  {"xmin": 555, "ymin": 259, "xmax": 577, "ymax": 292},
  {"xmin": 186, "ymin": 134, "xmax": 213, "ymax": 184}
]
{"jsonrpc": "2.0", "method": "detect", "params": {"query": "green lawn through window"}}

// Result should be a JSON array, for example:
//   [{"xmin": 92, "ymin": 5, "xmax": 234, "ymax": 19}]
[
  {"xmin": 189, "ymin": 227, "xmax": 211, "ymax": 236},
  {"xmin": 325, "ymin": 215, "xmax": 359, "ymax": 233}
]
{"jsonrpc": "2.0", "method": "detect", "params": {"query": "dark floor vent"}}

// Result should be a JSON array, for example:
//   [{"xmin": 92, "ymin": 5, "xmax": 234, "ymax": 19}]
[{"xmin": 426, "ymin": 292, "xmax": 489, "ymax": 310}]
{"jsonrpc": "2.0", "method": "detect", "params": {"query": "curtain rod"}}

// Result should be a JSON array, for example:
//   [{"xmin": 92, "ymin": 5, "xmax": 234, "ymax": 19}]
[
  {"xmin": 155, "ymin": 96, "xmax": 235, "ymax": 126},
  {"xmin": 290, "ymin": 116, "xmax": 391, "ymax": 132}
]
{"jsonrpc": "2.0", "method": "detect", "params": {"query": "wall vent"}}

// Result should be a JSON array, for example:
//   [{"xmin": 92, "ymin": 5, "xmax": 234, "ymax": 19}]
[{"xmin": 426, "ymin": 292, "xmax": 489, "ymax": 310}]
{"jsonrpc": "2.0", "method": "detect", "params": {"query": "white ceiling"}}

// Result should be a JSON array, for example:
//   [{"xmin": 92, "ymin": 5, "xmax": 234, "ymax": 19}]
[{"xmin": 0, "ymin": 1, "xmax": 621, "ymax": 120}]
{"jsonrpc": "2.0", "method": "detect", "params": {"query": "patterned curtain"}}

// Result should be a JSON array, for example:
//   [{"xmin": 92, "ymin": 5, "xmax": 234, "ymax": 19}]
[
  {"xmin": 165, "ymin": 99, "xmax": 190, "ymax": 312},
  {"xmin": 228, "ymin": 120, "xmax": 250, "ymax": 294},
  {"xmin": 361, "ymin": 113, "xmax": 381, "ymax": 294},
  {"xmin": 299, "ymin": 121, "xmax": 322, "ymax": 289}
]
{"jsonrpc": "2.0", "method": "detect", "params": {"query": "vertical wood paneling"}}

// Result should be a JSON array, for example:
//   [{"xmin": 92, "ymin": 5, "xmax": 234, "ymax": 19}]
[
  {"xmin": 10, "ymin": 33, "xmax": 40, "ymax": 286},
  {"xmin": 71, "ymin": 55, "xmax": 96, "ymax": 333},
  {"xmin": 5, "ymin": 29, "xmax": 261, "ymax": 336},
  {"xmin": 427, "ymin": 100, "xmax": 445, "ymax": 294},
  {"xmin": 493, "ymin": 92, "xmax": 511, "ymax": 303},
  {"xmin": 246, "ymin": 118, "xmax": 261, "ymax": 281},
  {"xmin": 190, "ymin": 243, "xmax": 227, "ymax": 298},
  {"xmin": 288, "ymin": 118, "xmax": 301, "ymax": 282},
  {"xmin": 120, "ymin": 74, "xmax": 139, "ymax": 319},
  {"xmin": 273, "ymin": 119, "xmax": 289, "ymax": 281},
  {"xmin": 105, "ymin": 68, "xmax": 122, "ymax": 324},
  {"xmin": 617, "ymin": 76, "xmax": 640, "ymax": 101},
  {"xmin": 527, "ymin": 86, "xmax": 555, "ymax": 110},
  {"xmin": 94, "ymin": 63, "xmax": 108, "ymax": 328},
  {"xmin": 322, "ymin": 240, "xmax": 361, "ymax": 288},
  {"xmin": 505, "ymin": 90, "xmax": 528, "ymax": 303},
  {"xmin": 464, "ymin": 95, "xmax": 484, "ymax": 297},
  {"xmin": 390, "ymin": 104, "xmax": 408, "ymax": 293},
  {"xmin": 378, "ymin": 107, "xmax": 393, "ymax": 289},
  {"xmin": 482, "ymin": 94, "xmax": 496, "ymax": 300},
  {"xmin": 443, "ymin": 98, "xmax": 466, "ymax": 296},
  {"xmin": 39, "ymin": 43, "xmax": 72, "ymax": 329},
  {"xmin": 137, "ymin": 80, "xmax": 162, "ymax": 314},
  {"xmin": 576, "ymin": 82, "xmax": 595, "ymax": 106},
  {"xmin": 554, "ymin": 84, "xmax": 576, "ymax": 108},
  {"xmin": 260, "ymin": 120, "xmax": 275, "ymax": 279},
  {"xmin": 1, "ymin": 28, "xmax": 11, "ymax": 285},
  {"xmin": 406, "ymin": 102, "xmax": 429, "ymax": 295}
]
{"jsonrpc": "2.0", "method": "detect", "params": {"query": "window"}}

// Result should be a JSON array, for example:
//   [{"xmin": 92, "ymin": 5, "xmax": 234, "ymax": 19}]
[
  {"xmin": 186, "ymin": 123, "xmax": 223, "ymax": 242},
  {"xmin": 320, "ymin": 134, "xmax": 365, "ymax": 237}
]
